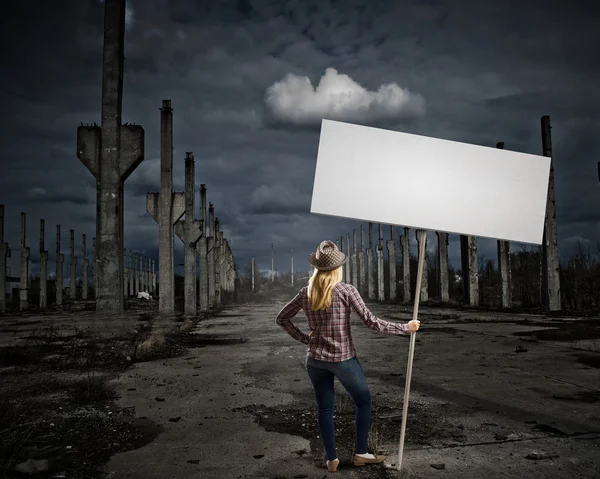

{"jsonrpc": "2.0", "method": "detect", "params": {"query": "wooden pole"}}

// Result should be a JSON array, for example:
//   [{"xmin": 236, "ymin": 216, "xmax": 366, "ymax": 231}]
[{"xmin": 397, "ymin": 228, "xmax": 427, "ymax": 471}]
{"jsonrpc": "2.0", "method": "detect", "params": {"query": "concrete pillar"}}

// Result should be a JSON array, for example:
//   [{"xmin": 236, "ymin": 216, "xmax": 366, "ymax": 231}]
[
  {"xmin": 358, "ymin": 225, "xmax": 366, "ymax": 296},
  {"xmin": 460, "ymin": 235, "xmax": 479, "ymax": 306},
  {"xmin": 251, "ymin": 257, "xmax": 255, "ymax": 292},
  {"xmin": 123, "ymin": 249, "xmax": 128, "ymax": 297},
  {"xmin": 134, "ymin": 252, "xmax": 140, "ymax": 295},
  {"xmin": 127, "ymin": 249, "xmax": 133, "ymax": 296},
  {"xmin": 146, "ymin": 101, "xmax": 185, "ymax": 314},
  {"xmin": 196, "ymin": 185, "xmax": 209, "ymax": 311},
  {"xmin": 70, "ymin": 229, "xmax": 77, "ymax": 300},
  {"xmin": 387, "ymin": 225, "xmax": 397, "ymax": 302},
  {"xmin": 339, "ymin": 236, "xmax": 345, "ymax": 281},
  {"xmin": 416, "ymin": 229, "xmax": 428, "ymax": 301},
  {"xmin": 82, "ymin": 235, "xmax": 88, "ymax": 300},
  {"xmin": 540, "ymin": 116, "xmax": 561, "ymax": 311},
  {"xmin": 436, "ymin": 231, "xmax": 449, "ymax": 302},
  {"xmin": 20, "ymin": 213, "xmax": 30, "ymax": 311},
  {"xmin": 207, "ymin": 203, "xmax": 216, "ymax": 308},
  {"xmin": 77, "ymin": 0, "xmax": 145, "ymax": 313},
  {"xmin": 92, "ymin": 237, "xmax": 97, "ymax": 298},
  {"xmin": 174, "ymin": 153, "xmax": 203, "ymax": 316},
  {"xmin": 345, "ymin": 233, "xmax": 351, "ymax": 283},
  {"xmin": 401, "ymin": 227, "xmax": 410, "ymax": 303},
  {"xmin": 0, "ymin": 205, "xmax": 7, "ymax": 313},
  {"xmin": 495, "ymin": 142, "xmax": 512, "ymax": 308},
  {"xmin": 367, "ymin": 222, "xmax": 375, "ymax": 301},
  {"xmin": 376, "ymin": 224, "xmax": 384, "ymax": 301},
  {"xmin": 147, "ymin": 256, "xmax": 151, "ymax": 293},
  {"xmin": 215, "ymin": 220, "xmax": 222, "ymax": 306},
  {"xmin": 39, "ymin": 219, "xmax": 48, "ymax": 308},
  {"xmin": 351, "ymin": 229, "xmax": 358, "ymax": 288},
  {"xmin": 152, "ymin": 259, "xmax": 156, "ymax": 295}
]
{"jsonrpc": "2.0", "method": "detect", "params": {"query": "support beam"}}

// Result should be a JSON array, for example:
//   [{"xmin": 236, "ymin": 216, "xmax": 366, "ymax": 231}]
[
  {"xmin": 346, "ymin": 232, "xmax": 351, "ymax": 284},
  {"xmin": 82, "ymin": 234, "xmax": 88, "ymax": 300},
  {"xmin": 92, "ymin": 237, "xmax": 97, "ymax": 298},
  {"xmin": 77, "ymin": 0, "xmax": 145, "ymax": 313},
  {"xmin": 39, "ymin": 219, "xmax": 48, "ymax": 308},
  {"xmin": 540, "ymin": 115, "xmax": 561, "ymax": 311},
  {"xmin": 367, "ymin": 222, "xmax": 375, "ymax": 301},
  {"xmin": 416, "ymin": 229, "xmax": 428, "ymax": 301},
  {"xmin": 174, "ymin": 153, "xmax": 203, "ymax": 316},
  {"xmin": 70, "ymin": 229, "xmax": 77, "ymax": 300},
  {"xmin": 196, "ymin": 184, "xmax": 209, "ymax": 311},
  {"xmin": 0, "ymin": 205, "xmax": 7, "ymax": 313},
  {"xmin": 436, "ymin": 231, "xmax": 449, "ymax": 303},
  {"xmin": 128, "ymin": 249, "xmax": 134, "ymax": 296},
  {"xmin": 20, "ymin": 213, "xmax": 30, "ymax": 311},
  {"xmin": 359, "ymin": 224, "xmax": 366, "ymax": 297},
  {"xmin": 495, "ymin": 142, "xmax": 512, "ymax": 309},
  {"xmin": 460, "ymin": 235, "xmax": 479, "ymax": 306},
  {"xmin": 146, "ymin": 100, "xmax": 185, "ymax": 314},
  {"xmin": 387, "ymin": 225, "xmax": 397, "ymax": 302},
  {"xmin": 401, "ymin": 227, "xmax": 410, "ymax": 303},
  {"xmin": 351, "ymin": 229, "xmax": 358, "ymax": 288},
  {"xmin": 207, "ymin": 203, "xmax": 216, "ymax": 308},
  {"xmin": 377, "ymin": 224, "xmax": 384, "ymax": 301}
]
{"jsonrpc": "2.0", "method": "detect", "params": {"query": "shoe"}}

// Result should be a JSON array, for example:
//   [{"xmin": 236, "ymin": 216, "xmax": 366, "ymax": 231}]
[
  {"xmin": 326, "ymin": 458, "xmax": 339, "ymax": 472},
  {"xmin": 353, "ymin": 453, "xmax": 386, "ymax": 467}
]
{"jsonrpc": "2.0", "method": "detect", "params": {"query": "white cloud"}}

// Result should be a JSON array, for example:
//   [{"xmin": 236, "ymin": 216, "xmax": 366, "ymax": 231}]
[{"xmin": 264, "ymin": 67, "xmax": 426, "ymax": 126}]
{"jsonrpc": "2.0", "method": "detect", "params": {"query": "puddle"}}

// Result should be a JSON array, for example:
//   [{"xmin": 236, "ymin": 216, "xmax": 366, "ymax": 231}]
[
  {"xmin": 182, "ymin": 334, "xmax": 248, "ymax": 347},
  {"xmin": 575, "ymin": 354, "xmax": 600, "ymax": 369},
  {"xmin": 513, "ymin": 325, "xmax": 600, "ymax": 341}
]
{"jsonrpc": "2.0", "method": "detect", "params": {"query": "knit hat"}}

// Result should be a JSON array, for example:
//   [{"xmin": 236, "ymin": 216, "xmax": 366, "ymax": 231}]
[{"xmin": 308, "ymin": 240, "xmax": 346, "ymax": 271}]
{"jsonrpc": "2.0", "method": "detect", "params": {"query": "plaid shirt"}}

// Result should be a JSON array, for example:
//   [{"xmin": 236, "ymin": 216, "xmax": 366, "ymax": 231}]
[{"xmin": 276, "ymin": 282, "xmax": 410, "ymax": 362}]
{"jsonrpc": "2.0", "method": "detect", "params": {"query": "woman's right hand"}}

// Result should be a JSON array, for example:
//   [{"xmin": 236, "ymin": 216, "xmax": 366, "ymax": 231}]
[{"xmin": 408, "ymin": 319, "xmax": 420, "ymax": 333}]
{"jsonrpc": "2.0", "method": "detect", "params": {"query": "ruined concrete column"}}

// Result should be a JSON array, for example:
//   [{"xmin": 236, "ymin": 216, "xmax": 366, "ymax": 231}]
[
  {"xmin": 92, "ymin": 237, "xmax": 97, "ymax": 298},
  {"xmin": 152, "ymin": 259, "xmax": 156, "ymax": 295},
  {"xmin": 207, "ymin": 203, "xmax": 216, "ymax": 308},
  {"xmin": 196, "ymin": 185, "xmax": 209, "ymax": 311},
  {"xmin": 339, "ymin": 236, "xmax": 345, "ymax": 281},
  {"xmin": 217, "ymin": 229, "xmax": 225, "ymax": 305},
  {"xmin": 70, "ymin": 229, "xmax": 77, "ymax": 300},
  {"xmin": 20, "ymin": 213, "xmax": 30, "ymax": 311},
  {"xmin": 214, "ymin": 219, "xmax": 222, "ymax": 306},
  {"xmin": 134, "ymin": 252, "xmax": 140, "ymax": 295},
  {"xmin": 387, "ymin": 225, "xmax": 397, "ymax": 302},
  {"xmin": 416, "ymin": 230, "xmax": 428, "ymax": 301},
  {"xmin": 123, "ymin": 249, "xmax": 128, "ymax": 297},
  {"xmin": 345, "ymin": 233, "xmax": 351, "ymax": 283},
  {"xmin": 436, "ymin": 231, "xmax": 449, "ymax": 302},
  {"xmin": 128, "ymin": 249, "xmax": 134, "ymax": 296},
  {"xmin": 77, "ymin": 0, "xmax": 145, "ymax": 313},
  {"xmin": 367, "ymin": 222, "xmax": 375, "ymax": 301},
  {"xmin": 39, "ymin": 219, "xmax": 48, "ymax": 308},
  {"xmin": 495, "ymin": 142, "xmax": 512, "ymax": 308},
  {"xmin": 0, "ymin": 205, "xmax": 7, "ymax": 313},
  {"xmin": 351, "ymin": 229, "xmax": 358, "ymax": 288},
  {"xmin": 82, "ymin": 235, "xmax": 88, "ymax": 300},
  {"xmin": 376, "ymin": 224, "xmax": 384, "ymax": 301},
  {"xmin": 460, "ymin": 235, "xmax": 479, "ymax": 306},
  {"xmin": 401, "ymin": 227, "xmax": 411, "ymax": 303},
  {"xmin": 541, "ymin": 116, "xmax": 561, "ymax": 311},
  {"xmin": 358, "ymin": 225, "xmax": 366, "ymax": 296},
  {"xmin": 146, "ymin": 257, "xmax": 151, "ymax": 293},
  {"xmin": 174, "ymin": 153, "xmax": 203, "ymax": 316},
  {"xmin": 147, "ymin": 101, "xmax": 185, "ymax": 313}
]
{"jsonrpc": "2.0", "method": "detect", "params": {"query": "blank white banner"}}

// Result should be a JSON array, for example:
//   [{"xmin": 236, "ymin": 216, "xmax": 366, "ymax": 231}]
[{"xmin": 311, "ymin": 119, "xmax": 550, "ymax": 245}]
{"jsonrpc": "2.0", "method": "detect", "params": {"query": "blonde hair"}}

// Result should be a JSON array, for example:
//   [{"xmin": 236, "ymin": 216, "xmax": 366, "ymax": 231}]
[{"xmin": 307, "ymin": 266, "xmax": 343, "ymax": 311}]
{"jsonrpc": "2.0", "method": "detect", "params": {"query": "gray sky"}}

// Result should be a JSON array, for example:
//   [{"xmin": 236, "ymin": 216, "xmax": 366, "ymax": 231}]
[{"xmin": 1, "ymin": 0, "xmax": 599, "ymax": 280}]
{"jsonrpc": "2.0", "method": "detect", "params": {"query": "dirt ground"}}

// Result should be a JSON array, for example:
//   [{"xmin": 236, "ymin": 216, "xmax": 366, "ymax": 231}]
[{"xmin": 1, "ymin": 291, "xmax": 599, "ymax": 478}]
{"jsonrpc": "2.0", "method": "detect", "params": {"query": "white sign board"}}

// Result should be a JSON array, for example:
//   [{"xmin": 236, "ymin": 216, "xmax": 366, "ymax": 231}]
[{"xmin": 311, "ymin": 119, "xmax": 550, "ymax": 245}]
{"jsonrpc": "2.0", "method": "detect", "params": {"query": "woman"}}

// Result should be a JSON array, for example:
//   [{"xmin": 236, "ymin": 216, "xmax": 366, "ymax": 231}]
[{"xmin": 276, "ymin": 240, "xmax": 420, "ymax": 472}]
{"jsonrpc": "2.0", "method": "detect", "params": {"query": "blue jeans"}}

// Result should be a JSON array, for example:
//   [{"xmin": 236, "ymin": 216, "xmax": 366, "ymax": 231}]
[{"xmin": 305, "ymin": 355, "xmax": 372, "ymax": 460}]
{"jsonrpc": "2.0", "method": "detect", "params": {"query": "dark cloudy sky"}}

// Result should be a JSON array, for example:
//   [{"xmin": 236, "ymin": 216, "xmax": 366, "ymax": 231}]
[{"xmin": 1, "ymin": 0, "xmax": 599, "ymax": 282}]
